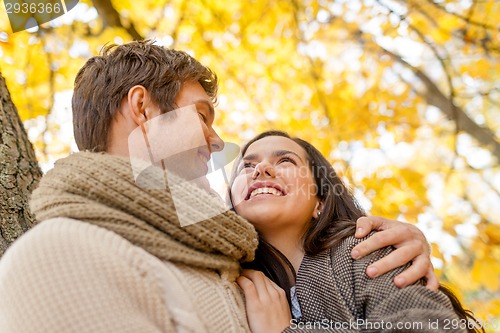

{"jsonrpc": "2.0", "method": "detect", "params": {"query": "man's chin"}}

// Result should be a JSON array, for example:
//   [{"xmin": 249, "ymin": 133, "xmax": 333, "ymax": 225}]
[{"xmin": 192, "ymin": 176, "xmax": 211, "ymax": 193}]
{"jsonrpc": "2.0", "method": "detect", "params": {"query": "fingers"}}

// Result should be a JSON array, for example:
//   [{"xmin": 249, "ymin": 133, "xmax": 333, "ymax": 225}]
[
  {"xmin": 355, "ymin": 216, "xmax": 393, "ymax": 238},
  {"xmin": 266, "ymin": 276, "xmax": 288, "ymax": 300},
  {"xmin": 424, "ymin": 264, "xmax": 439, "ymax": 291},
  {"xmin": 238, "ymin": 269, "xmax": 284, "ymax": 302},
  {"xmin": 237, "ymin": 270, "xmax": 291, "ymax": 333},
  {"xmin": 353, "ymin": 217, "xmax": 439, "ymax": 289},
  {"xmin": 236, "ymin": 275, "xmax": 259, "ymax": 299},
  {"xmin": 352, "ymin": 218, "xmax": 429, "ymax": 260},
  {"xmin": 352, "ymin": 225, "xmax": 407, "ymax": 259},
  {"xmin": 364, "ymin": 241, "xmax": 421, "ymax": 278},
  {"xmin": 392, "ymin": 255, "xmax": 432, "ymax": 288}
]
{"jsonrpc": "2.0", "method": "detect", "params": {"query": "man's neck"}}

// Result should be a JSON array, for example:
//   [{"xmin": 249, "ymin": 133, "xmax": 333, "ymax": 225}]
[{"xmin": 106, "ymin": 144, "xmax": 129, "ymax": 157}]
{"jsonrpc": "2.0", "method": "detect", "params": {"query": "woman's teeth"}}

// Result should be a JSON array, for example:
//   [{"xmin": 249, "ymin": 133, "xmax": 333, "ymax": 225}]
[{"xmin": 249, "ymin": 187, "xmax": 283, "ymax": 199}]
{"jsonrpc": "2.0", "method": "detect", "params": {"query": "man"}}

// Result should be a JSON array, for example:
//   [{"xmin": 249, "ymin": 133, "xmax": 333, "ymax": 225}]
[{"xmin": 0, "ymin": 40, "xmax": 435, "ymax": 332}]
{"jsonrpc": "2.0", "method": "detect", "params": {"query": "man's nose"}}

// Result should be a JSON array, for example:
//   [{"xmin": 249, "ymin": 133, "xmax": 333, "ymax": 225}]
[{"xmin": 208, "ymin": 129, "xmax": 224, "ymax": 152}]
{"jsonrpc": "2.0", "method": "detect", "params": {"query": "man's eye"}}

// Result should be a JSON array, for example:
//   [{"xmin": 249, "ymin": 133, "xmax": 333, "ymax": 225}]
[
  {"xmin": 198, "ymin": 113, "xmax": 207, "ymax": 123},
  {"xmin": 243, "ymin": 163, "xmax": 255, "ymax": 169}
]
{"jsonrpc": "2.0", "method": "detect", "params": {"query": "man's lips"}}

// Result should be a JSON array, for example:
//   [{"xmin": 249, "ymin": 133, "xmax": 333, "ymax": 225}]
[
  {"xmin": 198, "ymin": 148, "xmax": 210, "ymax": 164},
  {"xmin": 245, "ymin": 181, "xmax": 287, "ymax": 200}
]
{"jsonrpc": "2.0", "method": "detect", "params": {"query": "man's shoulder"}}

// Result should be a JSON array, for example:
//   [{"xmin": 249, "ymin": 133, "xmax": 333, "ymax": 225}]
[
  {"xmin": 0, "ymin": 218, "xmax": 162, "ymax": 274},
  {"xmin": 0, "ymin": 220, "xmax": 178, "ymax": 333},
  {"xmin": 4, "ymin": 218, "xmax": 124, "ymax": 255}
]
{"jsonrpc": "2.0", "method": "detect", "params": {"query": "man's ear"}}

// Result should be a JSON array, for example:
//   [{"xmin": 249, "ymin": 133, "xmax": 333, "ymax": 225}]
[{"xmin": 128, "ymin": 85, "xmax": 151, "ymax": 126}]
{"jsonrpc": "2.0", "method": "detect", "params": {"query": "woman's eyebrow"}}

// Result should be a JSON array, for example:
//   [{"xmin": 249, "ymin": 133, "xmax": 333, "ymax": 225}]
[
  {"xmin": 273, "ymin": 150, "xmax": 303, "ymax": 162},
  {"xmin": 242, "ymin": 153, "xmax": 259, "ymax": 161},
  {"xmin": 243, "ymin": 150, "xmax": 303, "ymax": 162}
]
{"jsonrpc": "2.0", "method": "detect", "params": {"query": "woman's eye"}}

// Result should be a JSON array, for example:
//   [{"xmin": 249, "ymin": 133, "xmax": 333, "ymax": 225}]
[
  {"xmin": 278, "ymin": 157, "xmax": 296, "ymax": 165},
  {"xmin": 238, "ymin": 162, "xmax": 255, "ymax": 173}
]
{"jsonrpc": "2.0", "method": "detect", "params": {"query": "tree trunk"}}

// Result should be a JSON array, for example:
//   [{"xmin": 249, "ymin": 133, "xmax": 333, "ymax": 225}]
[{"xmin": 0, "ymin": 73, "xmax": 42, "ymax": 257}]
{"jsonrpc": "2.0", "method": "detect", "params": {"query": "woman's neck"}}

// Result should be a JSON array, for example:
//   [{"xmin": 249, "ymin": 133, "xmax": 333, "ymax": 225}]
[{"xmin": 260, "ymin": 229, "xmax": 305, "ymax": 273}]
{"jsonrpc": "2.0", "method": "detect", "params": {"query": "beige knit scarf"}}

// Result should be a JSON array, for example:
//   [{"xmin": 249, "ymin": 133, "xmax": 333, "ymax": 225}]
[{"xmin": 30, "ymin": 152, "xmax": 258, "ymax": 279}]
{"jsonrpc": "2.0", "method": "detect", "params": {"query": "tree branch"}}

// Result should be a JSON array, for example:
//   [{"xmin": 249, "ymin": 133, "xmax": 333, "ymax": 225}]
[
  {"xmin": 382, "ymin": 47, "xmax": 500, "ymax": 161},
  {"xmin": 426, "ymin": 0, "xmax": 499, "ymax": 31},
  {"xmin": 91, "ymin": 0, "xmax": 143, "ymax": 40}
]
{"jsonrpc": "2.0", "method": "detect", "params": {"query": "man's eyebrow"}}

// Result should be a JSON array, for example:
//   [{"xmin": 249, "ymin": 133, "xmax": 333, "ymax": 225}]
[
  {"xmin": 243, "ymin": 150, "xmax": 304, "ymax": 162},
  {"xmin": 194, "ymin": 100, "xmax": 214, "ymax": 119}
]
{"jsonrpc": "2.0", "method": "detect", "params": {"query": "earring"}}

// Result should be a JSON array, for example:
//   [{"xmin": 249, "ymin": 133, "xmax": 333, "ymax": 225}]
[{"xmin": 317, "ymin": 211, "xmax": 321, "ymax": 217}]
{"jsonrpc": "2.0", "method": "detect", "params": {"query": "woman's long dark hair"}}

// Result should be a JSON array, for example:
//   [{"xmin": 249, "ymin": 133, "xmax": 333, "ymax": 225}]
[{"xmin": 231, "ymin": 130, "xmax": 483, "ymax": 333}]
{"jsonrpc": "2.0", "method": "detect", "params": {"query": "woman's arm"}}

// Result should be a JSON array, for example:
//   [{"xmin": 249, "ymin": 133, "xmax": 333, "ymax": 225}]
[{"xmin": 353, "ymin": 216, "xmax": 438, "ymax": 290}]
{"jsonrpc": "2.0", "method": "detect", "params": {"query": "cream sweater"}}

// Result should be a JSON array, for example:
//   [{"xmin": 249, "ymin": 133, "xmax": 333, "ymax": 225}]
[
  {"xmin": 0, "ymin": 217, "xmax": 251, "ymax": 333},
  {"xmin": 0, "ymin": 152, "xmax": 257, "ymax": 332}
]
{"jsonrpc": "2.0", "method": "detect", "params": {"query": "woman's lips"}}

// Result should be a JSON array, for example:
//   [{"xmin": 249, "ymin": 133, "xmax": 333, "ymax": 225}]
[{"xmin": 245, "ymin": 181, "xmax": 286, "ymax": 200}]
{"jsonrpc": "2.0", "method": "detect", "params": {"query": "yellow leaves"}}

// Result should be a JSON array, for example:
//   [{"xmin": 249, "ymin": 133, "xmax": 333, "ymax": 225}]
[
  {"xmin": 431, "ymin": 243, "xmax": 445, "ymax": 261},
  {"xmin": 468, "ymin": 299, "xmax": 500, "ymax": 329},
  {"xmin": 86, "ymin": 27, "xmax": 131, "ymax": 53},
  {"xmin": 428, "ymin": 16, "xmax": 462, "ymax": 44},
  {"xmin": 0, "ymin": 5, "xmax": 12, "ymax": 32},
  {"xmin": 476, "ymin": 0, "xmax": 500, "ymax": 29},
  {"xmin": 0, "ymin": 33, "xmax": 51, "ymax": 120},
  {"xmin": 362, "ymin": 166, "xmax": 428, "ymax": 221},
  {"xmin": 461, "ymin": 59, "xmax": 492, "ymax": 80},
  {"xmin": 484, "ymin": 224, "xmax": 500, "ymax": 245},
  {"xmin": 471, "ymin": 258, "xmax": 500, "ymax": 292},
  {"xmin": 441, "ymin": 216, "xmax": 460, "ymax": 236},
  {"xmin": 0, "ymin": 0, "xmax": 497, "ymax": 321},
  {"xmin": 444, "ymin": 261, "xmax": 480, "ymax": 294}
]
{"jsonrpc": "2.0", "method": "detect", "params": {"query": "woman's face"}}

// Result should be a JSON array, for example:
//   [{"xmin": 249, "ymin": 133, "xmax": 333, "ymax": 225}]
[{"xmin": 231, "ymin": 136, "xmax": 320, "ymax": 236}]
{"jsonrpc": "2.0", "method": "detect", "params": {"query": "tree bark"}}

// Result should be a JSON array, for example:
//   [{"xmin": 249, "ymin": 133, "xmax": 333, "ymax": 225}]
[
  {"xmin": 0, "ymin": 73, "xmax": 42, "ymax": 257},
  {"xmin": 91, "ymin": 0, "xmax": 144, "ymax": 40}
]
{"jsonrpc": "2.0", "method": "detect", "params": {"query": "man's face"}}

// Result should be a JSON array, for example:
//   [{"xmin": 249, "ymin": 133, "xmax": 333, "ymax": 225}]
[
  {"xmin": 129, "ymin": 81, "xmax": 224, "ymax": 191},
  {"xmin": 169, "ymin": 81, "xmax": 224, "ymax": 189},
  {"xmin": 174, "ymin": 81, "xmax": 224, "ymax": 155}
]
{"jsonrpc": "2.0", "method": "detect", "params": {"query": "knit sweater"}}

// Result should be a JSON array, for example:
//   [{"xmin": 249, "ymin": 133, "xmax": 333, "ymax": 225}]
[
  {"xmin": 0, "ymin": 218, "xmax": 251, "ymax": 332},
  {"xmin": 284, "ymin": 235, "xmax": 466, "ymax": 333},
  {"xmin": 0, "ymin": 152, "xmax": 259, "ymax": 333}
]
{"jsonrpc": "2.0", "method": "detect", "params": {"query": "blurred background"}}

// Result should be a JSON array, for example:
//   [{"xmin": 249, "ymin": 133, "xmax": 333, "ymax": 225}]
[{"xmin": 0, "ymin": 0, "xmax": 499, "ymax": 330}]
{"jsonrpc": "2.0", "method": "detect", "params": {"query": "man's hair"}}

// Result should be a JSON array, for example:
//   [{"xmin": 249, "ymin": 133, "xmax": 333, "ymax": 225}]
[{"xmin": 72, "ymin": 40, "xmax": 218, "ymax": 152}]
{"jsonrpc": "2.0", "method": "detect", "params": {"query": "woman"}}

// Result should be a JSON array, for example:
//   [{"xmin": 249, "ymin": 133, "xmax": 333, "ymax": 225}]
[{"xmin": 231, "ymin": 130, "xmax": 482, "ymax": 333}]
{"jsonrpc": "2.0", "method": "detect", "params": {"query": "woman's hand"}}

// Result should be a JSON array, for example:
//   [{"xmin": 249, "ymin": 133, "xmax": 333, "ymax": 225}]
[
  {"xmin": 352, "ymin": 216, "xmax": 439, "ymax": 291},
  {"xmin": 236, "ymin": 269, "xmax": 292, "ymax": 333}
]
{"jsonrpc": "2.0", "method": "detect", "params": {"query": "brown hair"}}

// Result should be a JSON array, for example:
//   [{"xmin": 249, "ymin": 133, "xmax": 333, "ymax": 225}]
[
  {"xmin": 72, "ymin": 40, "xmax": 218, "ymax": 152},
  {"xmin": 233, "ymin": 130, "xmax": 484, "ymax": 333}
]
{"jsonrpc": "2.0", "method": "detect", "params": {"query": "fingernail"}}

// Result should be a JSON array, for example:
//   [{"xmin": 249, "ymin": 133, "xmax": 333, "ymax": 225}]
[
  {"xmin": 356, "ymin": 227, "xmax": 363, "ymax": 235},
  {"xmin": 351, "ymin": 250, "xmax": 360, "ymax": 259},
  {"xmin": 395, "ymin": 276, "xmax": 406, "ymax": 287},
  {"xmin": 366, "ymin": 266, "xmax": 378, "ymax": 277}
]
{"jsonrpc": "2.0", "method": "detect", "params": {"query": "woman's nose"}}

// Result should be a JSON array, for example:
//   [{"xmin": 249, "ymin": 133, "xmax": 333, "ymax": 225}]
[{"xmin": 252, "ymin": 160, "xmax": 276, "ymax": 179}]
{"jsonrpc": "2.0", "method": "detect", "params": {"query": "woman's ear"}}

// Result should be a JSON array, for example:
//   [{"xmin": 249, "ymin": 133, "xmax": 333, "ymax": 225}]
[
  {"xmin": 128, "ymin": 85, "xmax": 151, "ymax": 126},
  {"xmin": 312, "ymin": 201, "xmax": 324, "ymax": 219}
]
